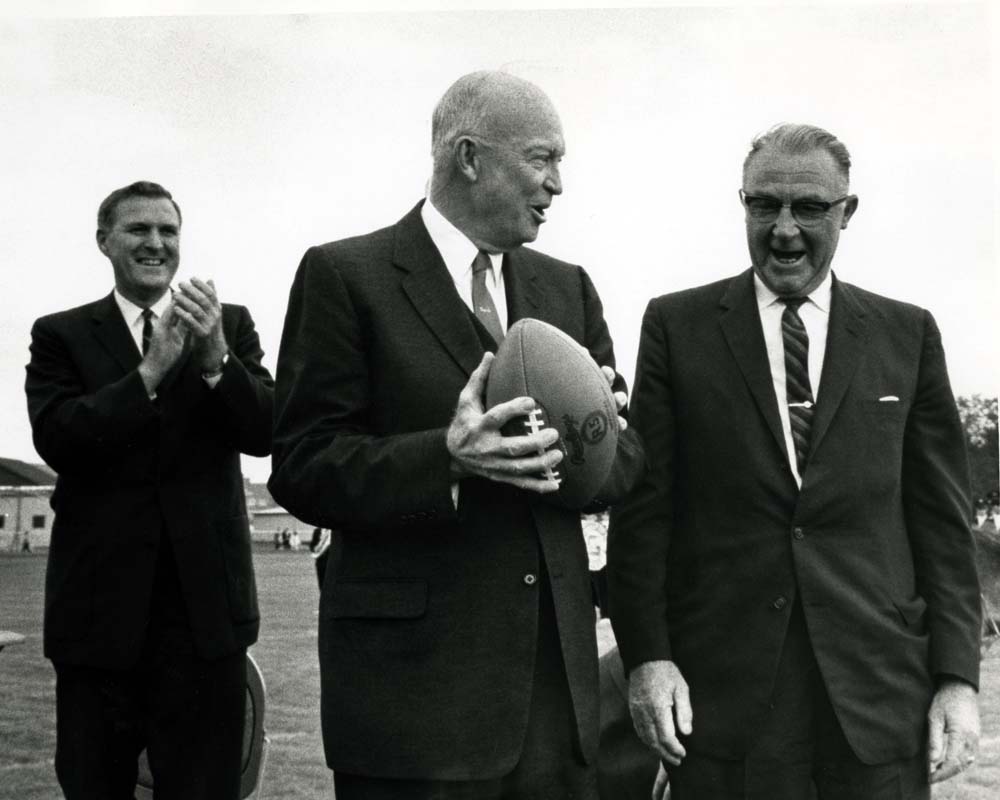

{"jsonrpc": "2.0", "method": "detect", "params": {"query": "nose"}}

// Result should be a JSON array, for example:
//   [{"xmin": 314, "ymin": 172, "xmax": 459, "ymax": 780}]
[
  {"xmin": 772, "ymin": 204, "xmax": 799, "ymax": 237},
  {"xmin": 144, "ymin": 228, "xmax": 164, "ymax": 251},
  {"xmin": 544, "ymin": 163, "xmax": 563, "ymax": 196}
]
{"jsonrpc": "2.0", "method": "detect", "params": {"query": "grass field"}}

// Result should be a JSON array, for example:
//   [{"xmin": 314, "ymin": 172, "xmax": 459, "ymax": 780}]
[{"xmin": 2, "ymin": 550, "xmax": 998, "ymax": 799}]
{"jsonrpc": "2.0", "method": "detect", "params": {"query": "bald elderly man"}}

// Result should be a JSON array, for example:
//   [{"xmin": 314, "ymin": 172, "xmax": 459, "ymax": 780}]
[{"xmin": 269, "ymin": 72, "xmax": 643, "ymax": 799}]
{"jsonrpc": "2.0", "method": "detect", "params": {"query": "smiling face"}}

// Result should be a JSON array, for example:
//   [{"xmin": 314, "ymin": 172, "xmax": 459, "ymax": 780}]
[
  {"xmin": 743, "ymin": 146, "xmax": 857, "ymax": 297},
  {"xmin": 470, "ymin": 95, "xmax": 565, "ymax": 251},
  {"xmin": 97, "ymin": 195, "xmax": 180, "ymax": 306}
]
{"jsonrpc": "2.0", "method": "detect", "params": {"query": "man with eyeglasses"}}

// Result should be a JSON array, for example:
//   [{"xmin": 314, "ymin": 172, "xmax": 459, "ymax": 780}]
[{"xmin": 607, "ymin": 123, "xmax": 980, "ymax": 799}]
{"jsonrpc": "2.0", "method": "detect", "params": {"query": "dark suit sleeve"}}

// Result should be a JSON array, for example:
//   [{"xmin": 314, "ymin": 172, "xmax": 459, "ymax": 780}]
[
  {"xmin": 269, "ymin": 247, "xmax": 458, "ymax": 530},
  {"xmin": 26, "ymin": 315, "xmax": 158, "ymax": 474},
  {"xmin": 204, "ymin": 304, "xmax": 274, "ymax": 457},
  {"xmin": 902, "ymin": 311, "xmax": 981, "ymax": 688},
  {"xmin": 607, "ymin": 299, "xmax": 674, "ymax": 673},
  {"xmin": 577, "ymin": 268, "xmax": 645, "ymax": 508}
]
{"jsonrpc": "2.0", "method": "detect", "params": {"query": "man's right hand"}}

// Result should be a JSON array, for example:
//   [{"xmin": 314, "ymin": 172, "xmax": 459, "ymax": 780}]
[
  {"xmin": 138, "ymin": 303, "xmax": 187, "ymax": 394},
  {"xmin": 446, "ymin": 352, "xmax": 563, "ymax": 493},
  {"xmin": 629, "ymin": 659, "xmax": 693, "ymax": 767}
]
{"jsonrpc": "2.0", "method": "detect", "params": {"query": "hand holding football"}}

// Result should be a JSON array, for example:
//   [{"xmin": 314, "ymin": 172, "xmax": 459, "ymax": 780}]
[{"xmin": 485, "ymin": 318, "xmax": 619, "ymax": 509}]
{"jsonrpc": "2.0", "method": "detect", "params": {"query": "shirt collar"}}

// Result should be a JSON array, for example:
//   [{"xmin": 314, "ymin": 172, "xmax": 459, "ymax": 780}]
[
  {"xmin": 113, "ymin": 288, "xmax": 172, "ymax": 327},
  {"xmin": 753, "ymin": 269, "xmax": 833, "ymax": 313},
  {"xmin": 421, "ymin": 197, "xmax": 502, "ymax": 281}
]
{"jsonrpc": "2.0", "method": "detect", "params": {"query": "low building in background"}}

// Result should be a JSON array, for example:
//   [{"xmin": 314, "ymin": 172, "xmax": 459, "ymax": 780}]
[
  {"xmin": 244, "ymin": 480, "xmax": 311, "ymax": 545},
  {"xmin": 0, "ymin": 458, "xmax": 56, "ymax": 551}
]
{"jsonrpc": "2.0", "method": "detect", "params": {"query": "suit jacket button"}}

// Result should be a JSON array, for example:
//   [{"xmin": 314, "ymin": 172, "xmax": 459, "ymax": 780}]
[
  {"xmin": 793, "ymin": 526, "xmax": 805, "ymax": 540},
  {"xmin": 523, "ymin": 573, "xmax": 537, "ymax": 586},
  {"xmin": 772, "ymin": 595, "xmax": 788, "ymax": 610}
]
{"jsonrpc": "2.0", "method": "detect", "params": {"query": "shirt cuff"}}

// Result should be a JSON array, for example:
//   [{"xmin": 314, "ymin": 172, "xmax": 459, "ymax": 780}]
[{"xmin": 201, "ymin": 352, "xmax": 229, "ymax": 388}]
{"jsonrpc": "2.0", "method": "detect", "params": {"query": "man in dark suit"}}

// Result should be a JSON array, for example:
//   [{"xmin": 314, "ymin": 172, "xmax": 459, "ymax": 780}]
[
  {"xmin": 269, "ymin": 71, "xmax": 643, "ymax": 798},
  {"xmin": 607, "ymin": 124, "xmax": 981, "ymax": 799},
  {"xmin": 25, "ymin": 181, "xmax": 273, "ymax": 799}
]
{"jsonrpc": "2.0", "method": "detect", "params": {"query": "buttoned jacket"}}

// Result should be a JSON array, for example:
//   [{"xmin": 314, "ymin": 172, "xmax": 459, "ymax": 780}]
[{"xmin": 608, "ymin": 269, "xmax": 980, "ymax": 764}]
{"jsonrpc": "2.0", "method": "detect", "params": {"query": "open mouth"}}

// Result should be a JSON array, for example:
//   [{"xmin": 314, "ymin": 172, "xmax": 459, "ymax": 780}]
[
  {"xmin": 136, "ymin": 258, "xmax": 165, "ymax": 266},
  {"xmin": 530, "ymin": 205, "xmax": 548, "ymax": 223},
  {"xmin": 771, "ymin": 250, "xmax": 805, "ymax": 266}
]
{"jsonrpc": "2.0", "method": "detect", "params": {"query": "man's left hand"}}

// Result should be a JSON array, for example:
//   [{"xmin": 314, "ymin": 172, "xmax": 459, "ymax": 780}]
[
  {"xmin": 928, "ymin": 678, "xmax": 980, "ymax": 783},
  {"xmin": 600, "ymin": 366, "xmax": 628, "ymax": 431},
  {"xmin": 174, "ymin": 278, "xmax": 228, "ymax": 372}
]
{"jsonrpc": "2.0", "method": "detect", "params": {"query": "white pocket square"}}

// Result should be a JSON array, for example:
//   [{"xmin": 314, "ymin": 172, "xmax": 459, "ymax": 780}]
[{"xmin": 878, "ymin": 395, "xmax": 900, "ymax": 402}]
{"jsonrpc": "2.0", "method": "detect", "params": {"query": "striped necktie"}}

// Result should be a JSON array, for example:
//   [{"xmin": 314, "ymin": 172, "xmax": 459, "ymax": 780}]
[
  {"xmin": 781, "ymin": 297, "xmax": 814, "ymax": 476},
  {"xmin": 471, "ymin": 251, "xmax": 505, "ymax": 345},
  {"xmin": 141, "ymin": 308, "xmax": 154, "ymax": 356}
]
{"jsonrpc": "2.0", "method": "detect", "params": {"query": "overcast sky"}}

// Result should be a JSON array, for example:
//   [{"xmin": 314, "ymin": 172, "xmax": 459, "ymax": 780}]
[{"xmin": 1, "ymin": 1, "xmax": 997, "ymax": 483}]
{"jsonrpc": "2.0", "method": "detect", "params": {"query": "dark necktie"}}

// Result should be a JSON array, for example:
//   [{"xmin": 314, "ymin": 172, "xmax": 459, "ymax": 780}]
[
  {"xmin": 141, "ymin": 308, "xmax": 154, "ymax": 356},
  {"xmin": 781, "ymin": 298, "xmax": 814, "ymax": 476},
  {"xmin": 471, "ymin": 251, "xmax": 505, "ymax": 345}
]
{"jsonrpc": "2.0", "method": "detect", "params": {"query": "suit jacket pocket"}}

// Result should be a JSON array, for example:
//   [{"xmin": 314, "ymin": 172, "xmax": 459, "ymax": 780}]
[
  {"xmin": 866, "ymin": 398, "xmax": 907, "ymax": 431},
  {"xmin": 327, "ymin": 578, "xmax": 428, "ymax": 619},
  {"xmin": 218, "ymin": 514, "xmax": 259, "ymax": 624}
]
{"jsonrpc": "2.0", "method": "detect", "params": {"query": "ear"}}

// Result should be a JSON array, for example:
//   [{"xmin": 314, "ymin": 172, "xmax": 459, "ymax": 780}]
[
  {"xmin": 95, "ymin": 228, "xmax": 109, "ymax": 256},
  {"xmin": 840, "ymin": 195, "xmax": 859, "ymax": 230},
  {"xmin": 454, "ymin": 136, "xmax": 480, "ymax": 183}
]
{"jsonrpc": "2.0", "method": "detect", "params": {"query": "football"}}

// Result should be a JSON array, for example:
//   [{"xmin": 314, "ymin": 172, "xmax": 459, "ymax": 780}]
[{"xmin": 485, "ymin": 318, "xmax": 619, "ymax": 509}]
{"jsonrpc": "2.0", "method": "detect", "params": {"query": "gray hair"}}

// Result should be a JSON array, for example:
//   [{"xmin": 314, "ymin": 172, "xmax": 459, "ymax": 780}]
[
  {"xmin": 430, "ymin": 71, "xmax": 549, "ymax": 175},
  {"xmin": 432, "ymin": 72, "xmax": 493, "ymax": 167},
  {"xmin": 743, "ymin": 123, "xmax": 852, "ymax": 183}
]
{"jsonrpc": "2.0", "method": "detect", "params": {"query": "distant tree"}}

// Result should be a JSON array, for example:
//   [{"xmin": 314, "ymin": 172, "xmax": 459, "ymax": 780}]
[{"xmin": 957, "ymin": 395, "xmax": 999, "ymax": 505}]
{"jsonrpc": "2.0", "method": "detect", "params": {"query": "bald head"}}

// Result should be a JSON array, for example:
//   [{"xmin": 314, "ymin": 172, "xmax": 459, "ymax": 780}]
[
  {"xmin": 427, "ymin": 71, "xmax": 565, "ymax": 252},
  {"xmin": 431, "ymin": 71, "xmax": 561, "ymax": 175}
]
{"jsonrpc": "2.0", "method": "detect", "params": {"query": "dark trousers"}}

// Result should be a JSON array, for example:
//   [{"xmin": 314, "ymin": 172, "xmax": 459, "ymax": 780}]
[
  {"xmin": 54, "ymin": 635, "xmax": 246, "ymax": 800},
  {"xmin": 334, "ymin": 563, "xmax": 598, "ymax": 800},
  {"xmin": 669, "ymin": 600, "xmax": 929, "ymax": 800},
  {"xmin": 53, "ymin": 541, "xmax": 246, "ymax": 800}
]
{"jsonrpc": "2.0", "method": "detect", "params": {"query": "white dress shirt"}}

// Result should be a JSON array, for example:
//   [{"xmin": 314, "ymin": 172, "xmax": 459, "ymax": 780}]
[
  {"xmin": 114, "ymin": 289, "xmax": 172, "ymax": 356},
  {"xmin": 421, "ymin": 199, "xmax": 510, "ymax": 508},
  {"xmin": 754, "ymin": 270, "xmax": 832, "ymax": 487},
  {"xmin": 421, "ymin": 198, "xmax": 508, "ymax": 330}
]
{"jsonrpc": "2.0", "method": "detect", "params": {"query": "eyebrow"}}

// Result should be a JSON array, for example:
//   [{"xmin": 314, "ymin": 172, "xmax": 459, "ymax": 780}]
[
  {"xmin": 126, "ymin": 222, "xmax": 179, "ymax": 231},
  {"xmin": 749, "ymin": 193, "xmax": 832, "ymax": 201},
  {"xmin": 523, "ymin": 143, "xmax": 565, "ymax": 157}
]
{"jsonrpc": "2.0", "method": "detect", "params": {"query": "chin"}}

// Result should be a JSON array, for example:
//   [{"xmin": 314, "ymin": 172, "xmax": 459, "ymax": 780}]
[{"xmin": 759, "ymin": 268, "xmax": 810, "ymax": 296}]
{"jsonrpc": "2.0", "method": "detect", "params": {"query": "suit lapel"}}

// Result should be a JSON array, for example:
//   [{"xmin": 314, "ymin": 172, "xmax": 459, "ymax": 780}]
[
  {"xmin": 808, "ymin": 276, "xmax": 868, "ymax": 459},
  {"xmin": 91, "ymin": 293, "xmax": 142, "ymax": 374},
  {"xmin": 718, "ymin": 270, "xmax": 790, "ymax": 466},
  {"xmin": 503, "ymin": 249, "xmax": 543, "ymax": 324},
  {"xmin": 395, "ymin": 203, "xmax": 484, "ymax": 378},
  {"xmin": 91, "ymin": 291, "xmax": 195, "ymax": 394}
]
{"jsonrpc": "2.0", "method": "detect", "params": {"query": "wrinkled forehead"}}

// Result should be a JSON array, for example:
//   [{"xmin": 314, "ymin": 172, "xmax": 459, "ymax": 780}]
[
  {"xmin": 744, "ymin": 148, "xmax": 847, "ymax": 197},
  {"xmin": 483, "ymin": 91, "xmax": 565, "ymax": 152}
]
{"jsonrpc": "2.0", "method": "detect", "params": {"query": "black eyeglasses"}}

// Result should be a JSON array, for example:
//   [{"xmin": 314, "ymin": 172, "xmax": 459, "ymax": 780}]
[{"xmin": 739, "ymin": 190, "xmax": 849, "ymax": 226}]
